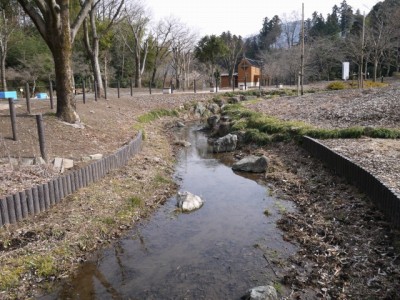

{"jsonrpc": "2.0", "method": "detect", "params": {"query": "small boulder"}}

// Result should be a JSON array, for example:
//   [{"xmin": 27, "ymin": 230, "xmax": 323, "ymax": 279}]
[
  {"xmin": 89, "ymin": 153, "xmax": 103, "ymax": 160},
  {"xmin": 208, "ymin": 103, "xmax": 220, "ymax": 114},
  {"xmin": 21, "ymin": 158, "xmax": 34, "ymax": 166},
  {"xmin": 177, "ymin": 191, "xmax": 203, "ymax": 212},
  {"xmin": 53, "ymin": 157, "xmax": 63, "ymax": 172},
  {"xmin": 34, "ymin": 157, "xmax": 46, "ymax": 165},
  {"xmin": 211, "ymin": 134, "xmax": 237, "ymax": 153},
  {"xmin": 228, "ymin": 96, "xmax": 241, "ymax": 104},
  {"xmin": 194, "ymin": 102, "xmax": 206, "ymax": 116},
  {"xmin": 242, "ymin": 286, "xmax": 278, "ymax": 300},
  {"xmin": 175, "ymin": 140, "xmax": 191, "ymax": 147},
  {"xmin": 176, "ymin": 121, "xmax": 185, "ymax": 128},
  {"xmin": 232, "ymin": 155, "xmax": 268, "ymax": 173},
  {"xmin": 62, "ymin": 158, "xmax": 74, "ymax": 170},
  {"xmin": 207, "ymin": 115, "xmax": 220, "ymax": 130}
]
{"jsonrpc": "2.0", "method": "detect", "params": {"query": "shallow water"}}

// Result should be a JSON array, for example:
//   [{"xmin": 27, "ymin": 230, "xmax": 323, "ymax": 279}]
[{"xmin": 48, "ymin": 124, "xmax": 296, "ymax": 299}]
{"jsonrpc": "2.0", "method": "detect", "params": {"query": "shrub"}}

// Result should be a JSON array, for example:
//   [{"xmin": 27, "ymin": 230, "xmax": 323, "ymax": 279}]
[
  {"xmin": 337, "ymin": 126, "xmax": 364, "ymax": 138},
  {"xmin": 327, "ymin": 81, "xmax": 346, "ymax": 90},
  {"xmin": 244, "ymin": 129, "xmax": 271, "ymax": 145},
  {"xmin": 365, "ymin": 128, "xmax": 400, "ymax": 138}
]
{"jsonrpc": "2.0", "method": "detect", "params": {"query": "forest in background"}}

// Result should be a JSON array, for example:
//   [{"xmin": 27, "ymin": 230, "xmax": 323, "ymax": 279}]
[{"xmin": 0, "ymin": 0, "xmax": 399, "ymax": 95}]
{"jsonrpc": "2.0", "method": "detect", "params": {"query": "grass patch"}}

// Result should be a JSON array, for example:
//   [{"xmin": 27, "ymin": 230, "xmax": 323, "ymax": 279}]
[
  {"xmin": 0, "ymin": 265, "xmax": 24, "ymax": 290},
  {"xmin": 365, "ymin": 127, "xmax": 400, "ymax": 139},
  {"xmin": 30, "ymin": 255, "xmax": 57, "ymax": 277},
  {"xmin": 327, "ymin": 81, "xmax": 346, "ymax": 90},
  {"xmin": 273, "ymin": 281, "xmax": 284, "ymax": 294},
  {"xmin": 224, "ymin": 103, "xmax": 400, "ymax": 143},
  {"xmin": 154, "ymin": 174, "xmax": 172, "ymax": 185},
  {"xmin": 127, "ymin": 196, "xmax": 144, "ymax": 209},
  {"xmin": 244, "ymin": 129, "xmax": 271, "ymax": 145},
  {"xmin": 101, "ymin": 216, "xmax": 116, "ymax": 225},
  {"xmin": 327, "ymin": 80, "xmax": 389, "ymax": 90},
  {"xmin": 137, "ymin": 108, "xmax": 179, "ymax": 123}
]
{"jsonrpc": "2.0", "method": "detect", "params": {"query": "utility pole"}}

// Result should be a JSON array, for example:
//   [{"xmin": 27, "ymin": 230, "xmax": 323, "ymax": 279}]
[
  {"xmin": 360, "ymin": 12, "xmax": 365, "ymax": 89},
  {"xmin": 300, "ymin": 3, "xmax": 305, "ymax": 96}
]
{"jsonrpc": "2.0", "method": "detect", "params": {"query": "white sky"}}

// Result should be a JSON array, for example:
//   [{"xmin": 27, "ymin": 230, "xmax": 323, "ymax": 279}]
[{"xmin": 146, "ymin": 0, "xmax": 380, "ymax": 38}]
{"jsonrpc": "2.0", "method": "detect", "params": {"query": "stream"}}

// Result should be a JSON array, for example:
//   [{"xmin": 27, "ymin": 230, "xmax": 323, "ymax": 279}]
[{"xmin": 46, "ymin": 124, "xmax": 297, "ymax": 299}]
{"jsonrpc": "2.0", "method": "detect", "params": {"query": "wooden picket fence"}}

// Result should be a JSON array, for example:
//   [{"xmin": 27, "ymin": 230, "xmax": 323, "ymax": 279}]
[
  {"xmin": 0, "ymin": 132, "xmax": 143, "ymax": 227},
  {"xmin": 302, "ymin": 136, "xmax": 400, "ymax": 228}
]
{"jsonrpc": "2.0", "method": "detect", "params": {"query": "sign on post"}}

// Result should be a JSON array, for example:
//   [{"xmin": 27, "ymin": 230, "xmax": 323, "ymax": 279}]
[{"xmin": 342, "ymin": 62, "xmax": 350, "ymax": 80}]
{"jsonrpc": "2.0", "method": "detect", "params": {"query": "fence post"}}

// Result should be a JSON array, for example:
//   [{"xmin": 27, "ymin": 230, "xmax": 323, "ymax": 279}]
[
  {"xmin": 130, "ymin": 78, "xmax": 133, "ymax": 96},
  {"xmin": 94, "ymin": 81, "xmax": 98, "ymax": 101},
  {"xmin": 194, "ymin": 79, "xmax": 197, "ymax": 93},
  {"xmin": 25, "ymin": 82, "xmax": 31, "ymax": 114},
  {"xmin": 149, "ymin": 82, "xmax": 152, "ymax": 95},
  {"xmin": 49, "ymin": 80, "xmax": 54, "ymax": 109},
  {"xmin": 117, "ymin": 80, "xmax": 120, "ymax": 98},
  {"xmin": 36, "ymin": 114, "xmax": 48, "ymax": 162},
  {"xmin": 8, "ymin": 98, "xmax": 17, "ymax": 141},
  {"xmin": 104, "ymin": 80, "xmax": 107, "ymax": 100},
  {"xmin": 82, "ymin": 79, "xmax": 86, "ymax": 104}
]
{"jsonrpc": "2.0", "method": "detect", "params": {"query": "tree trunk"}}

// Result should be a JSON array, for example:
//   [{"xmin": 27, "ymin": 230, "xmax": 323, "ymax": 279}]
[
  {"xmin": 134, "ymin": 52, "xmax": 141, "ymax": 88},
  {"xmin": 373, "ymin": 58, "xmax": 378, "ymax": 82},
  {"xmin": 51, "ymin": 8, "xmax": 77, "ymax": 123},
  {"xmin": 151, "ymin": 66, "xmax": 157, "ymax": 88},
  {"xmin": 0, "ymin": 53, "xmax": 6, "ymax": 91}
]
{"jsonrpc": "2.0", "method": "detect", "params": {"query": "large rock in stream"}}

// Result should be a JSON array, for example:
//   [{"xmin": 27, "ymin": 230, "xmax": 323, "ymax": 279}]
[
  {"xmin": 177, "ymin": 191, "xmax": 204, "ymax": 212},
  {"xmin": 210, "ymin": 134, "xmax": 237, "ymax": 153},
  {"xmin": 232, "ymin": 155, "xmax": 268, "ymax": 173},
  {"xmin": 242, "ymin": 285, "xmax": 278, "ymax": 300}
]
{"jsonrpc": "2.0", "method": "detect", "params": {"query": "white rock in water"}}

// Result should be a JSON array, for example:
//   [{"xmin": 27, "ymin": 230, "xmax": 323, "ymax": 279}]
[
  {"xmin": 177, "ymin": 191, "xmax": 203, "ymax": 212},
  {"xmin": 244, "ymin": 285, "xmax": 278, "ymax": 300}
]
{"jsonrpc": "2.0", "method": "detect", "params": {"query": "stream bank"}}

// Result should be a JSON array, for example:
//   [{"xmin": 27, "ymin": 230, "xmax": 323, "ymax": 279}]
[{"xmin": 45, "ymin": 123, "xmax": 297, "ymax": 299}]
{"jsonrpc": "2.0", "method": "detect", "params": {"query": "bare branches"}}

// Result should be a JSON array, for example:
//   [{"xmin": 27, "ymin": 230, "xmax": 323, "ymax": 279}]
[{"xmin": 71, "ymin": 0, "xmax": 94, "ymax": 43}]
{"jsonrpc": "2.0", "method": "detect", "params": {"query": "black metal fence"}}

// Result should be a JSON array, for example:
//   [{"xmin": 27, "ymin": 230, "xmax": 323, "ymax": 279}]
[
  {"xmin": 302, "ymin": 136, "xmax": 400, "ymax": 228},
  {"xmin": 0, "ymin": 132, "xmax": 143, "ymax": 227}
]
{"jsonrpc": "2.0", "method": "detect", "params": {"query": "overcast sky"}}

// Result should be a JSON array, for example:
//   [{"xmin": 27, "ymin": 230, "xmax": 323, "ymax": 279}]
[{"xmin": 146, "ymin": 0, "xmax": 380, "ymax": 37}]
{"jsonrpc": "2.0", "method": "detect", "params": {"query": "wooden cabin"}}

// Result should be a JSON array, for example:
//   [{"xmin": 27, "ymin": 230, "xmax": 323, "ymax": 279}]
[
  {"xmin": 220, "ymin": 73, "xmax": 238, "ymax": 88},
  {"xmin": 237, "ymin": 57, "xmax": 262, "ymax": 89}
]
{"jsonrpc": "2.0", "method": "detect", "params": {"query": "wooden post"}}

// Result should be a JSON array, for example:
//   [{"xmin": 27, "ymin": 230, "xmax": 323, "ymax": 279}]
[
  {"xmin": 49, "ymin": 80, "xmax": 54, "ymax": 109},
  {"xmin": 36, "ymin": 114, "xmax": 48, "ymax": 162},
  {"xmin": 104, "ymin": 79, "xmax": 108, "ymax": 100},
  {"xmin": 194, "ymin": 79, "xmax": 197, "ymax": 93},
  {"xmin": 8, "ymin": 98, "xmax": 17, "ymax": 141},
  {"xmin": 6, "ymin": 196, "xmax": 16, "ymax": 224},
  {"xmin": 14, "ymin": 193, "xmax": 22, "ymax": 221},
  {"xmin": 149, "ymin": 82, "xmax": 152, "ymax": 95},
  {"xmin": 19, "ymin": 191, "xmax": 28, "ymax": 218},
  {"xmin": 94, "ymin": 81, "xmax": 98, "ymax": 101},
  {"xmin": 117, "ymin": 80, "xmax": 120, "ymax": 98},
  {"xmin": 0, "ymin": 197, "xmax": 9, "ymax": 225},
  {"xmin": 26, "ymin": 188, "xmax": 34, "ymax": 215},
  {"xmin": 130, "ymin": 78, "xmax": 133, "ymax": 96},
  {"xmin": 82, "ymin": 79, "xmax": 86, "ymax": 104},
  {"xmin": 25, "ymin": 82, "xmax": 31, "ymax": 114}
]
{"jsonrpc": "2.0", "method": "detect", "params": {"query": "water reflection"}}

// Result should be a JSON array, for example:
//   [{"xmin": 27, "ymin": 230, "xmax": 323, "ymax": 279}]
[{"xmin": 47, "ymin": 123, "xmax": 296, "ymax": 300}]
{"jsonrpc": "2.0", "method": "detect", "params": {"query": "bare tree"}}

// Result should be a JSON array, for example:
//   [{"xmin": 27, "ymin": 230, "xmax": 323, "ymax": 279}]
[
  {"xmin": 367, "ymin": 2, "xmax": 400, "ymax": 81},
  {"xmin": 281, "ymin": 11, "xmax": 300, "ymax": 48},
  {"xmin": 120, "ymin": 0, "xmax": 150, "ymax": 88},
  {"xmin": 149, "ymin": 17, "xmax": 177, "ymax": 88},
  {"xmin": 170, "ymin": 23, "xmax": 197, "ymax": 89},
  {"xmin": 83, "ymin": 0, "xmax": 125, "ymax": 97},
  {"xmin": 0, "ymin": 2, "xmax": 17, "ymax": 91},
  {"xmin": 17, "ymin": 0, "xmax": 93, "ymax": 123},
  {"xmin": 308, "ymin": 37, "xmax": 345, "ymax": 80},
  {"xmin": 220, "ymin": 31, "xmax": 243, "ymax": 87}
]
